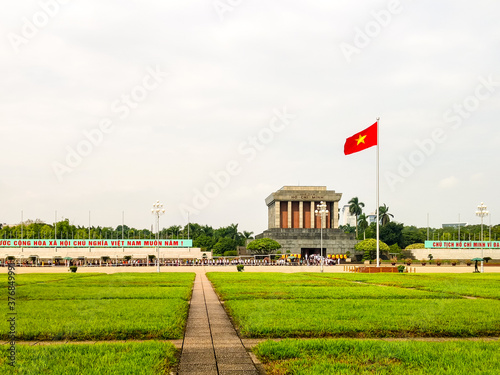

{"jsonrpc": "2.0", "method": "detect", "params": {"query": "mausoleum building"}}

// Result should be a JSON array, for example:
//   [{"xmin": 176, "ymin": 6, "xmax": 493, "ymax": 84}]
[{"xmin": 256, "ymin": 186, "xmax": 358, "ymax": 257}]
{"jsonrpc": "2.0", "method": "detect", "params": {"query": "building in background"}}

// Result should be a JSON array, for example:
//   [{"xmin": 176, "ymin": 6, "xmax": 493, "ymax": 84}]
[
  {"xmin": 442, "ymin": 223, "xmax": 468, "ymax": 229},
  {"xmin": 367, "ymin": 212, "xmax": 377, "ymax": 224},
  {"xmin": 340, "ymin": 204, "xmax": 357, "ymax": 227},
  {"xmin": 256, "ymin": 186, "xmax": 358, "ymax": 257}
]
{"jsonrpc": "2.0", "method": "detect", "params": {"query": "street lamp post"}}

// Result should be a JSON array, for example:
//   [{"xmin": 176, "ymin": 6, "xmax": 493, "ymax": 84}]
[
  {"xmin": 475, "ymin": 202, "xmax": 489, "ymax": 273},
  {"xmin": 315, "ymin": 201, "xmax": 328, "ymax": 273},
  {"xmin": 151, "ymin": 200, "xmax": 165, "ymax": 273}
]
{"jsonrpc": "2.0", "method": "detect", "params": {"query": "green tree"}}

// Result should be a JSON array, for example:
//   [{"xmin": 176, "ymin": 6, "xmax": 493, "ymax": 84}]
[
  {"xmin": 212, "ymin": 237, "xmax": 237, "ymax": 255},
  {"xmin": 240, "ymin": 230, "xmax": 254, "ymax": 242},
  {"xmin": 115, "ymin": 225, "xmax": 130, "ymax": 239},
  {"xmin": 357, "ymin": 214, "xmax": 369, "ymax": 239},
  {"xmin": 184, "ymin": 223, "xmax": 202, "ymax": 240},
  {"xmin": 40, "ymin": 224, "xmax": 54, "ymax": 239},
  {"xmin": 401, "ymin": 226, "xmax": 426, "ymax": 248},
  {"xmin": 167, "ymin": 225, "xmax": 182, "ymax": 238},
  {"xmin": 200, "ymin": 225, "xmax": 214, "ymax": 237},
  {"xmin": 348, "ymin": 197, "xmax": 365, "ymax": 239},
  {"xmin": 246, "ymin": 238, "xmax": 281, "ymax": 254},
  {"xmin": 339, "ymin": 224, "xmax": 356, "ymax": 234},
  {"xmin": 379, "ymin": 222, "xmax": 404, "ymax": 247},
  {"xmin": 378, "ymin": 204, "xmax": 394, "ymax": 226},
  {"xmin": 194, "ymin": 235, "xmax": 216, "ymax": 251},
  {"xmin": 355, "ymin": 238, "xmax": 390, "ymax": 261}
]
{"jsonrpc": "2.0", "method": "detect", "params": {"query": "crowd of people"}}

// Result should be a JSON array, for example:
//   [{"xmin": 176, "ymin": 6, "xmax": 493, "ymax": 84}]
[{"xmin": 1, "ymin": 255, "xmax": 345, "ymax": 267}]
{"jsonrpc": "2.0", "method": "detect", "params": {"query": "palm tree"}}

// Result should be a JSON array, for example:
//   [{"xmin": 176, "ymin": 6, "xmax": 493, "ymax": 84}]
[
  {"xmin": 167, "ymin": 225, "xmax": 182, "ymax": 238},
  {"xmin": 378, "ymin": 204, "xmax": 394, "ymax": 226},
  {"xmin": 358, "ymin": 214, "xmax": 369, "ymax": 239},
  {"xmin": 238, "ymin": 231, "xmax": 254, "ymax": 246},
  {"xmin": 339, "ymin": 224, "xmax": 356, "ymax": 234},
  {"xmin": 348, "ymin": 197, "xmax": 365, "ymax": 239}
]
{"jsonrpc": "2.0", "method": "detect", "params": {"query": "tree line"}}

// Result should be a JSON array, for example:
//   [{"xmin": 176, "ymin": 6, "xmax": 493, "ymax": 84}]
[
  {"xmin": 340, "ymin": 196, "xmax": 500, "ymax": 255},
  {"xmin": 0, "ymin": 219, "xmax": 254, "ymax": 256}
]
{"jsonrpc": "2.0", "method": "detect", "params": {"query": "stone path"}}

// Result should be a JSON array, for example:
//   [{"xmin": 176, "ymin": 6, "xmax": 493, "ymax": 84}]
[{"xmin": 177, "ymin": 272, "xmax": 260, "ymax": 375}]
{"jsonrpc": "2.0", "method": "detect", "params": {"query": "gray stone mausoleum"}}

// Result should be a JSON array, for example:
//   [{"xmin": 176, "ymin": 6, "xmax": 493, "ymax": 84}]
[{"xmin": 255, "ymin": 186, "xmax": 358, "ymax": 257}]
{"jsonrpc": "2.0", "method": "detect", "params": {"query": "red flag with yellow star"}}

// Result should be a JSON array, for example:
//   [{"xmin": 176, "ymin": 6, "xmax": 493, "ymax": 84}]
[{"xmin": 344, "ymin": 122, "xmax": 378, "ymax": 155}]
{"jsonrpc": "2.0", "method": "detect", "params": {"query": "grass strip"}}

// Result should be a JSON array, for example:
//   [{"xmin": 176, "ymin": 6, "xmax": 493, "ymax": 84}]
[
  {"xmin": 324, "ymin": 273, "xmax": 500, "ymax": 299},
  {"xmin": 254, "ymin": 338, "xmax": 500, "ymax": 375},
  {"xmin": 1, "ymin": 298, "xmax": 188, "ymax": 341},
  {"xmin": 227, "ymin": 298, "xmax": 500, "ymax": 338},
  {"xmin": 1, "ymin": 273, "xmax": 195, "ymax": 340},
  {"xmin": 0, "ymin": 341, "xmax": 177, "ymax": 375},
  {"xmin": 207, "ymin": 272, "xmax": 457, "ymax": 300}
]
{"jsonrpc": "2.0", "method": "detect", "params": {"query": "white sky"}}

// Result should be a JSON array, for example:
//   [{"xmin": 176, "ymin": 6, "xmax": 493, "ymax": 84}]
[{"xmin": 1, "ymin": 0, "xmax": 499, "ymax": 234}]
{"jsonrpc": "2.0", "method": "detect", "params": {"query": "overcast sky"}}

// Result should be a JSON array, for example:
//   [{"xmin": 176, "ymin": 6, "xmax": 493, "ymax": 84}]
[{"xmin": 1, "ymin": 0, "xmax": 499, "ymax": 235}]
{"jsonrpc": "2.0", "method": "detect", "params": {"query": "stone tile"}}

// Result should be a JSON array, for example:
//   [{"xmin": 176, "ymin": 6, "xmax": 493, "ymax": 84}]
[
  {"xmin": 210, "ymin": 334, "xmax": 239, "ymax": 340},
  {"xmin": 218, "ymin": 363, "xmax": 258, "ymax": 371},
  {"xmin": 179, "ymin": 351, "xmax": 216, "ymax": 364},
  {"xmin": 177, "ymin": 363, "xmax": 217, "ymax": 374},
  {"xmin": 184, "ymin": 330, "xmax": 211, "ymax": 338},
  {"xmin": 209, "ymin": 323, "xmax": 235, "ymax": 329},
  {"xmin": 216, "ymin": 353, "xmax": 254, "ymax": 365},
  {"xmin": 218, "ymin": 371, "xmax": 259, "ymax": 375},
  {"xmin": 207, "ymin": 318, "xmax": 231, "ymax": 324},
  {"xmin": 212, "ymin": 341, "xmax": 244, "ymax": 349},
  {"xmin": 183, "ymin": 337, "xmax": 213, "ymax": 347},
  {"xmin": 181, "ymin": 348, "xmax": 214, "ymax": 356},
  {"xmin": 208, "ymin": 327, "xmax": 235, "ymax": 334}
]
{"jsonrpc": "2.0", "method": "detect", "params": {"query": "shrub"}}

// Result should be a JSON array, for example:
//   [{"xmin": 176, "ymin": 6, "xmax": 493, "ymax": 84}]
[
  {"xmin": 236, "ymin": 265, "xmax": 244, "ymax": 272},
  {"xmin": 223, "ymin": 251, "xmax": 238, "ymax": 256},
  {"xmin": 390, "ymin": 257, "xmax": 397, "ymax": 264},
  {"xmin": 397, "ymin": 265, "xmax": 405, "ymax": 273},
  {"xmin": 69, "ymin": 266, "xmax": 78, "ymax": 273},
  {"xmin": 355, "ymin": 239, "xmax": 390, "ymax": 260},
  {"xmin": 405, "ymin": 243, "xmax": 425, "ymax": 250},
  {"xmin": 246, "ymin": 238, "xmax": 281, "ymax": 254},
  {"xmin": 405, "ymin": 258, "xmax": 413, "ymax": 265}
]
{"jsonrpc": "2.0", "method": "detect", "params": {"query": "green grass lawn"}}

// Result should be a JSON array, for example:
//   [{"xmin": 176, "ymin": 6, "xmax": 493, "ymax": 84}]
[
  {"xmin": 322, "ymin": 273, "xmax": 500, "ymax": 299},
  {"xmin": 1, "ymin": 273, "xmax": 195, "ymax": 340},
  {"xmin": 207, "ymin": 272, "xmax": 500, "ymax": 338},
  {"xmin": 0, "ymin": 341, "xmax": 178, "ymax": 375},
  {"xmin": 254, "ymin": 338, "xmax": 500, "ymax": 375}
]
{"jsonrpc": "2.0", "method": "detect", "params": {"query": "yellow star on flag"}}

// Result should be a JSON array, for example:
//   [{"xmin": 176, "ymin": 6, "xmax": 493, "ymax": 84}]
[
  {"xmin": 356, "ymin": 134, "xmax": 366, "ymax": 145},
  {"xmin": 344, "ymin": 122, "xmax": 377, "ymax": 156}
]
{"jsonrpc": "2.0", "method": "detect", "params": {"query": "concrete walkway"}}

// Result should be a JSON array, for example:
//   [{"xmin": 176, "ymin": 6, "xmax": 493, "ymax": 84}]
[{"xmin": 177, "ymin": 272, "xmax": 259, "ymax": 375}]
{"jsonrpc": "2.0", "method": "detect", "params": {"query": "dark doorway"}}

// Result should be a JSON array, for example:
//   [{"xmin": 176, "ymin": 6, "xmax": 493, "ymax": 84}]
[{"xmin": 301, "ymin": 248, "xmax": 325, "ymax": 258}]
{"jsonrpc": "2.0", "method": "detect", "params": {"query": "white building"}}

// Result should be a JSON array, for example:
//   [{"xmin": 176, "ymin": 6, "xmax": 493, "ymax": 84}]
[
  {"xmin": 340, "ymin": 205, "xmax": 357, "ymax": 227},
  {"xmin": 367, "ymin": 212, "xmax": 377, "ymax": 224}
]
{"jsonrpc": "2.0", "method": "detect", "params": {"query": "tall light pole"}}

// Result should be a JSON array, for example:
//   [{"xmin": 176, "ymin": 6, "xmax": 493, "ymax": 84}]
[
  {"xmin": 152, "ymin": 200, "xmax": 165, "ymax": 273},
  {"xmin": 475, "ymin": 202, "xmax": 488, "ymax": 273},
  {"xmin": 315, "ymin": 201, "xmax": 328, "ymax": 273}
]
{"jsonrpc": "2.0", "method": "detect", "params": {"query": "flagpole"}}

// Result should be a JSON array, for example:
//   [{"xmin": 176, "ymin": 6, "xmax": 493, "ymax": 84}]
[{"xmin": 376, "ymin": 117, "xmax": 380, "ymax": 267}]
